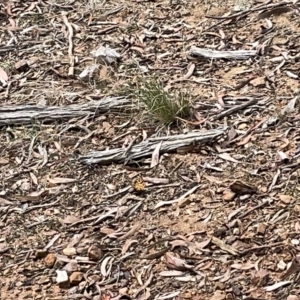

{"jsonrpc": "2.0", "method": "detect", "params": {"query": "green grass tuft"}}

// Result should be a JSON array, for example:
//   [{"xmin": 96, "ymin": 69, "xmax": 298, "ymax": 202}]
[{"xmin": 132, "ymin": 77, "xmax": 191, "ymax": 125}]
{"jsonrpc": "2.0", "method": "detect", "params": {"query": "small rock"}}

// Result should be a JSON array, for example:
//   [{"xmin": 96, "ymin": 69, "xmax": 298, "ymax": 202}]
[
  {"xmin": 69, "ymin": 272, "xmax": 84, "ymax": 285},
  {"xmin": 63, "ymin": 247, "xmax": 76, "ymax": 257},
  {"xmin": 64, "ymin": 260, "xmax": 78, "ymax": 273},
  {"xmin": 15, "ymin": 281, "xmax": 23, "ymax": 287},
  {"xmin": 238, "ymin": 123, "xmax": 247, "ymax": 130},
  {"xmin": 223, "ymin": 189, "xmax": 235, "ymax": 201},
  {"xmin": 56, "ymin": 270, "xmax": 69, "ymax": 288},
  {"xmin": 44, "ymin": 253, "xmax": 56, "ymax": 268},
  {"xmin": 279, "ymin": 194, "xmax": 293, "ymax": 204},
  {"xmin": 88, "ymin": 245, "xmax": 103, "ymax": 261},
  {"xmin": 277, "ymin": 260, "xmax": 286, "ymax": 270},
  {"xmin": 21, "ymin": 180, "xmax": 31, "ymax": 191},
  {"xmin": 260, "ymin": 186, "xmax": 267, "ymax": 193},
  {"xmin": 233, "ymin": 228, "xmax": 239, "ymax": 235}
]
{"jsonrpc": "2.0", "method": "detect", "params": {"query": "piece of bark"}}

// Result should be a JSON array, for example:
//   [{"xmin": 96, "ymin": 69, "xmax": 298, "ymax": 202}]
[
  {"xmin": 80, "ymin": 128, "xmax": 227, "ymax": 165},
  {"xmin": 189, "ymin": 46, "xmax": 256, "ymax": 60},
  {"xmin": 0, "ymin": 97, "xmax": 131, "ymax": 126}
]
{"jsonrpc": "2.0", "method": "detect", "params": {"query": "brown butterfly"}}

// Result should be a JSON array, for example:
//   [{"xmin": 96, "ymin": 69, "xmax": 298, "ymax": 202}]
[{"xmin": 132, "ymin": 177, "xmax": 146, "ymax": 192}]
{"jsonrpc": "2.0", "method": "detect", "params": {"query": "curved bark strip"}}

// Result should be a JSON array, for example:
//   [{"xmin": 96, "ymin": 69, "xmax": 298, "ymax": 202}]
[
  {"xmin": 0, "ymin": 97, "xmax": 131, "ymax": 126},
  {"xmin": 80, "ymin": 127, "xmax": 227, "ymax": 165}
]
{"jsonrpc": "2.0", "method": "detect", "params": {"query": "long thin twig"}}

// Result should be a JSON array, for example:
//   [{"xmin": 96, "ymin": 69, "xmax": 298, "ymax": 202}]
[
  {"xmin": 239, "ymin": 242, "xmax": 284, "ymax": 255},
  {"xmin": 62, "ymin": 12, "xmax": 74, "ymax": 76},
  {"xmin": 210, "ymin": 98, "xmax": 258, "ymax": 121}
]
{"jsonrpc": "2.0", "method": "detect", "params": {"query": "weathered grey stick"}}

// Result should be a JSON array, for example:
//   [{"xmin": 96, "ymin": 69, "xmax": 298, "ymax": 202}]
[
  {"xmin": 189, "ymin": 46, "xmax": 256, "ymax": 60},
  {"xmin": 210, "ymin": 98, "xmax": 259, "ymax": 121},
  {"xmin": 80, "ymin": 128, "xmax": 227, "ymax": 165},
  {"xmin": 0, "ymin": 97, "xmax": 131, "ymax": 126},
  {"xmin": 0, "ymin": 46, "xmax": 15, "ymax": 56}
]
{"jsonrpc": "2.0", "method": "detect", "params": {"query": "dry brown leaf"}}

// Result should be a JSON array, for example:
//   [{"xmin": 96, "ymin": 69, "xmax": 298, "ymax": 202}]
[
  {"xmin": 118, "ymin": 222, "xmax": 141, "ymax": 240},
  {"xmin": 219, "ymin": 268, "xmax": 231, "ymax": 283},
  {"xmin": 282, "ymin": 259, "xmax": 300, "ymax": 279},
  {"xmin": 203, "ymin": 175, "xmax": 223, "ymax": 184},
  {"xmin": 218, "ymin": 153, "xmax": 241, "ymax": 163},
  {"xmin": 20, "ymin": 190, "xmax": 48, "ymax": 202},
  {"xmin": 30, "ymin": 172, "xmax": 38, "ymax": 185},
  {"xmin": 252, "ymin": 269, "xmax": 269, "ymax": 287},
  {"xmin": 195, "ymin": 239, "xmax": 211, "ymax": 250},
  {"xmin": 211, "ymin": 236, "xmax": 239, "ymax": 255},
  {"xmin": 159, "ymin": 270, "xmax": 184, "ymax": 277},
  {"xmin": 231, "ymin": 262, "xmax": 255, "ymax": 270},
  {"xmin": 0, "ymin": 158, "xmax": 9, "ymax": 165},
  {"xmin": 140, "ymin": 248, "xmax": 169, "ymax": 260},
  {"xmin": 121, "ymin": 239, "xmax": 138, "ymax": 255},
  {"xmin": 100, "ymin": 227, "xmax": 116, "ymax": 235},
  {"xmin": 164, "ymin": 252, "xmax": 194, "ymax": 271},
  {"xmin": 227, "ymin": 127, "xmax": 237, "ymax": 141},
  {"xmin": 0, "ymin": 197, "xmax": 13, "ymax": 205},
  {"xmin": 0, "ymin": 67, "xmax": 8, "ymax": 82},
  {"xmin": 61, "ymin": 215, "xmax": 81, "ymax": 224},
  {"xmin": 236, "ymin": 133, "xmax": 252, "ymax": 146},
  {"xmin": 257, "ymin": 6, "xmax": 293, "ymax": 19}
]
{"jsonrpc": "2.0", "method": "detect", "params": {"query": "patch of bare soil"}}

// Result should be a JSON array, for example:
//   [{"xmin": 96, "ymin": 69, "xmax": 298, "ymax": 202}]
[{"xmin": 1, "ymin": 0, "xmax": 300, "ymax": 299}]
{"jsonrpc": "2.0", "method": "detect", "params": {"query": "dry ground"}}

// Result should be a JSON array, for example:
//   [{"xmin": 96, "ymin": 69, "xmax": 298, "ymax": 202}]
[{"xmin": 1, "ymin": 0, "xmax": 300, "ymax": 299}]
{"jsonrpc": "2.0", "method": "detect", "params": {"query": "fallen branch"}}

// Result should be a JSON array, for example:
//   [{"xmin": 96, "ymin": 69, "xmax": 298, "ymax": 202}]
[
  {"xmin": 0, "ymin": 97, "xmax": 131, "ymax": 126},
  {"xmin": 80, "ymin": 128, "xmax": 227, "ymax": 165},
  {"xmin": 205, "ymin": 0, "xmax": 294, "ymax": 20}
]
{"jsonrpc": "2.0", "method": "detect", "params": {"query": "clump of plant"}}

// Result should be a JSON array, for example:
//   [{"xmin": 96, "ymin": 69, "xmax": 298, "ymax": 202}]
[{"xmin": 132, "ymin": 77, "xmax": 191, "ymax": 124}]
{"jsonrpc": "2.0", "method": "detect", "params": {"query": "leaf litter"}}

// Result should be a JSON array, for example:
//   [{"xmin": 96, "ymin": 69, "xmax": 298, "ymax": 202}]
[{"xmin": 1, "ymin": 0, "xmax": 300, "ymax": 299}]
